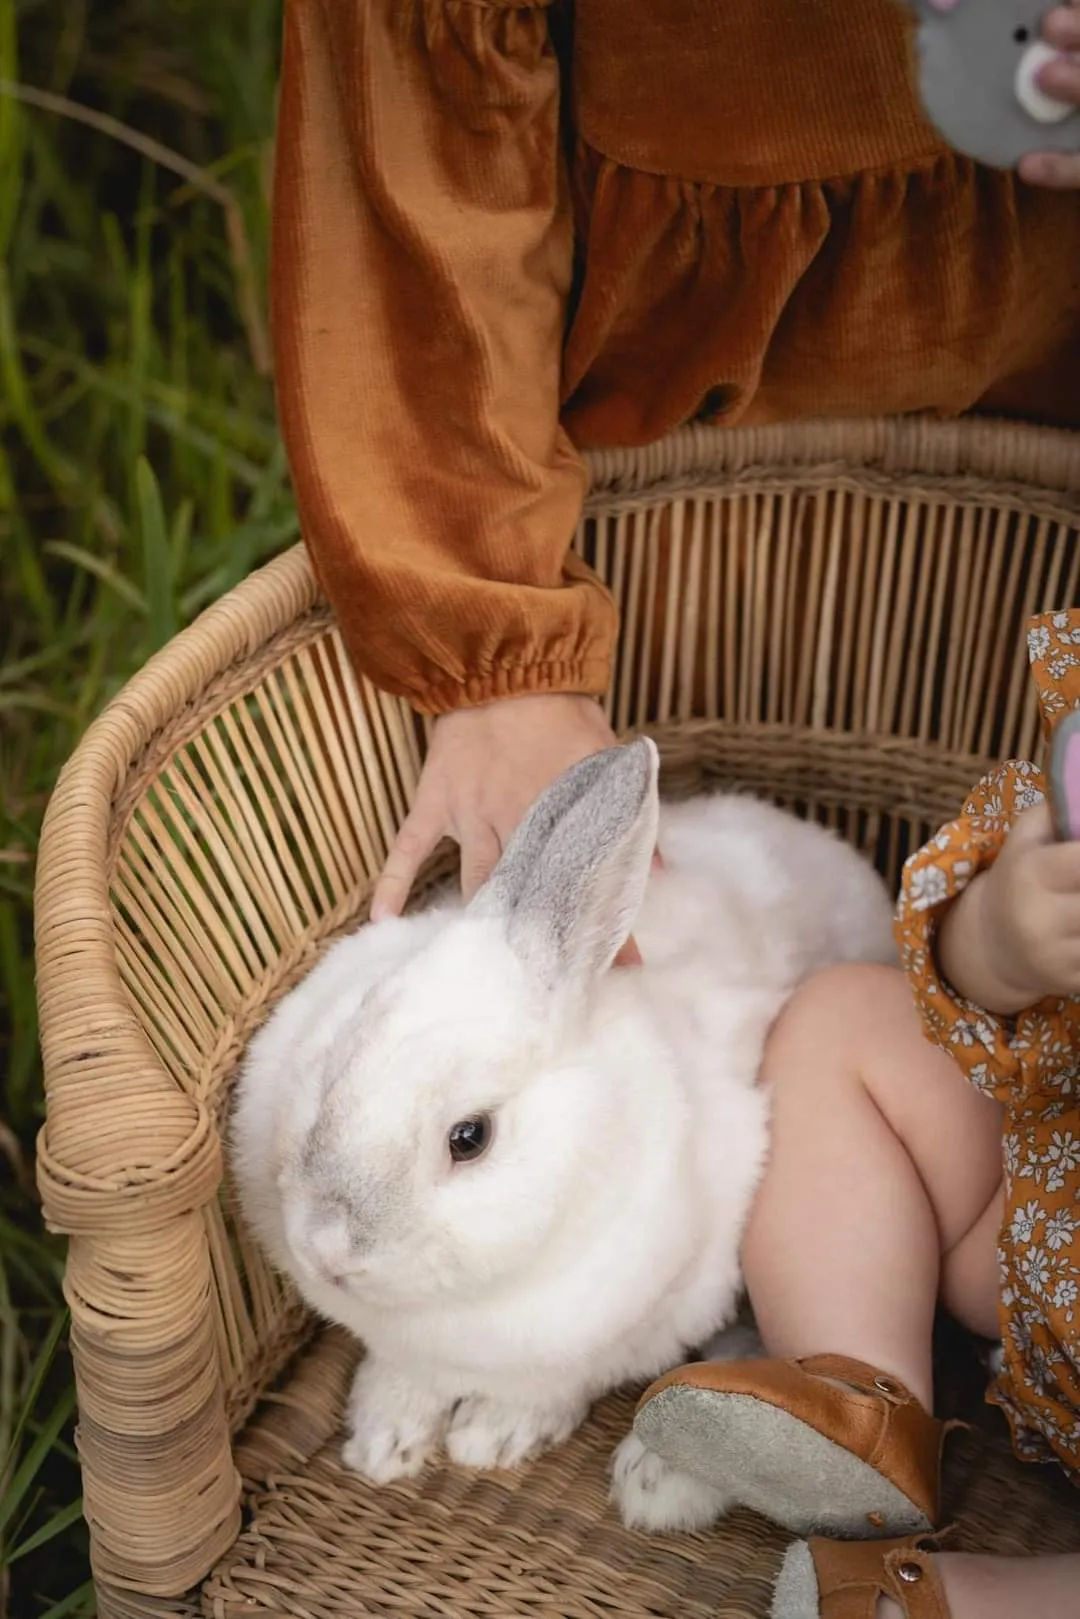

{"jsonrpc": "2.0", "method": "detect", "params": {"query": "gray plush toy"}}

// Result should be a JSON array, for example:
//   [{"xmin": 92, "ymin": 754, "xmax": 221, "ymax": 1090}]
[{"xmin": 903, "ymin": 0, "xmax": 1080, "ymax": 169}]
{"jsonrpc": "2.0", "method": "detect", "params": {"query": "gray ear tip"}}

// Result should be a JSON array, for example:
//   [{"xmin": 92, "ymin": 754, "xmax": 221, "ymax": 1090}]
[
  {"xmin": 562, "ymin": 735, "xmax": 658, "ymax": 807},
  {"xmin": 590, "ymin": 735, "xmax": 659, "ymax": 806},
  {"xmin": 628, "ymin": 734, "xmax": 660, "ymax": 782}
]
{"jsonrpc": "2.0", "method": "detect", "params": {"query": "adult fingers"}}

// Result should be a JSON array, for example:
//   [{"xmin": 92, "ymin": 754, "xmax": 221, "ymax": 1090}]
[
  {"xmin": 371, "ymin": 807, "xmax": 444, "ymax": 921},
  {"xmin": 1044, "ymin": 4, "xmax": 1080, "ymax": 52},
  {"xmin": 1038, "ymin": 49, "xmax": 1080, "ymax": 103},
  {"xmin": 1018, "ymin": 149, "xmax": 1080, "ymax": 188},
  {"xmin": 459, "ymin": 819, "xmax": 504, "ymax": 903}
]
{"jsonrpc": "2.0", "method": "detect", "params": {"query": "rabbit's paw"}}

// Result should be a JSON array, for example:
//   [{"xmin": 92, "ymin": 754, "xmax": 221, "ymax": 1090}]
[
  {"xmin": 446, "ymin": 1393, "xmax": 587, "ymax": 1470},
  {"xmin": 610, "ymin": 1431, "xmax": 730, "ymax": 1533},
  {"xmin": 341, "ymin": 1359, "xmax": 447, "ymax": 1484}
]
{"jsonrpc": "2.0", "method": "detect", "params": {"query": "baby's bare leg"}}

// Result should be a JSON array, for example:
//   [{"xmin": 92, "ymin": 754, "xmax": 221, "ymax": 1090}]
[
  {"xmin": 879, "ymin": 1553, "xmax": 1080, "ymax": 1619},
  {"xmin": 743, "ymin": 964, "xmax": 1003, "ymax": 1412}
]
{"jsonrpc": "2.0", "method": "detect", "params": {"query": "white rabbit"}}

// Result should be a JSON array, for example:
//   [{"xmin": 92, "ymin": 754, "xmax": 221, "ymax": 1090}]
[{"xmin": 231, "ymin": 738, "xmax": 895, "ymax": 1532}]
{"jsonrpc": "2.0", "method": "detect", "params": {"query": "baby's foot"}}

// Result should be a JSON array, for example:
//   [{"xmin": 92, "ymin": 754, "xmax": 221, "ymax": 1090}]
[
  {"xmin": 770, "ymin": 1537, "xmax": 941, "ymax": 1619},
  {"xmin": 634, "ymin": 1355, "xmax": 944, "ymax": 1539},
  {"xmin": 772, "ymin": 1542, "xmax": 1073, "ymax": 1619}
]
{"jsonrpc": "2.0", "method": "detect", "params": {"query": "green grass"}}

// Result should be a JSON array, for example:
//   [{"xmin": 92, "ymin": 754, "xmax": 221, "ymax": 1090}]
[{"xmin": 1, "ymin": 1, "xmax": 289, "ymax": 1609}]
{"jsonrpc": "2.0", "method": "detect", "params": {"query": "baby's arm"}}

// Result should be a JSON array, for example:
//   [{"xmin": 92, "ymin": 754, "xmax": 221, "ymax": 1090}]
[
  {"xmin": 898, "ymin": 621, "xmax": 1080, "ymax": 1104},
  {"xmin": 936, "ymin": 800, "xmax": 1080, "ymax": 1016}
]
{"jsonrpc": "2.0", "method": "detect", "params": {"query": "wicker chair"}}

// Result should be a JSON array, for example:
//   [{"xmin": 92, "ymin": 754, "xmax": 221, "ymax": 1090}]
[{"xmin": 35, "ymin": 421, "xmax": 1080, "ymax": 1619}]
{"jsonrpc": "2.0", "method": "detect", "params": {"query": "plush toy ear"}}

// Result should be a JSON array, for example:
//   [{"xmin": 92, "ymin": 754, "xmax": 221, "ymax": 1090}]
[{"xmin": 469, "ymin": 738, "xmax": 660, "ymax": 991}]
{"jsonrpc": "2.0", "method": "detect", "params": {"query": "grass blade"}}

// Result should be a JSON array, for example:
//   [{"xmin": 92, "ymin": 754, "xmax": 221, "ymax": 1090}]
[
  {"xmin": 7, "ymin": 1496, "xmax": 85, "ymax": 1563},
  {"xmin": 0, "ymin": 0, "xmax": 22, "ymax": 260},
  {"xmin": 0, "ymin": 900, "xmax": 37, "ymax": 1120},
  {"xmin": 0, "ymin": 262, "xmax": 77, "ymax": 498},
  {"xmin": 0, "ymin": 1380, "xmax": 77, "ymax": 1538},
  {"xmin": 35, "ymin": 1579, "xmax": 97, "ymax": 1619},
  {"xmin": 43, "ymin": 542, "xmax": 147, "ymax": 613},
  {"xmin": 135, "ymin": 456, "xmax": 177, "ymax": 650},
  {"xmin": 0, "ymin": 1310, "xmax": 67, "ymax": 1486},
  {"xmin": 0, "ymin": 692, "xmax": 76, "ymax": 719}
]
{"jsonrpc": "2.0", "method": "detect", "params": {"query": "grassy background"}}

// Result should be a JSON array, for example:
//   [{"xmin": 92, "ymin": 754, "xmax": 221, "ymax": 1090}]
[{"xmin": 1, "ymin": 0, "xmax": 287, "ymax": 1609}]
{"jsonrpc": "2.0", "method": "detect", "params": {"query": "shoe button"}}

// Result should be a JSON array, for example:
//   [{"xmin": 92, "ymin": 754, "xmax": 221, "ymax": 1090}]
[
  {"xmin": 874, "ymin": 1375, "xmax": 899, "ymax": 1396},
  {"xmin": 897, "ymin": 1563, "xmax": 923, "ymax": 1584}
]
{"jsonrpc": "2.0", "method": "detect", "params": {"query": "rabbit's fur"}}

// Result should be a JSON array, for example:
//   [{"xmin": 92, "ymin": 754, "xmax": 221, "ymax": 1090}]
[{"xmin": 232, "ymin": 740, "xmax": 895, "ymax": 1530}]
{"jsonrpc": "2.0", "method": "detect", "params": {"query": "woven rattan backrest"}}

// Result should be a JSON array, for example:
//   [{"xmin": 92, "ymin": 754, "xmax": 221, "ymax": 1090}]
[{"xmin": 34, "ymin": 420, "xmax": 1079, "ymax": 1604}]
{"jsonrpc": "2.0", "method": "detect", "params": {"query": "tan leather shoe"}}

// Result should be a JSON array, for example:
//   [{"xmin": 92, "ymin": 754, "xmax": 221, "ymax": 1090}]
[
  {"xmin": 771, "ymin": 1535, "xmax": 949, "ymax": 1618},
  {"xmin": 633, "ymin": 1355, "xmax": 954, "ymax": 1539}
]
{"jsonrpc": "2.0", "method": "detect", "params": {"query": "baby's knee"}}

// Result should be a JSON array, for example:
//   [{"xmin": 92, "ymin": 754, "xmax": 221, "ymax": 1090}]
[
  {"xmin": 762, "ymin": 962, "xmax": 913, "ymax": 1079},
  {"xmin": 779, "ymin": 960, "xmax": 910, "ymax": 1036}
]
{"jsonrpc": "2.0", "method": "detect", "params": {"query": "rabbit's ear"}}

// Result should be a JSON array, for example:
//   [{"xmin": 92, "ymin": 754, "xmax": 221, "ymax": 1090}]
[{"xmin": 470, "ymin": 737, "xmax": 660, "ymax": 988}]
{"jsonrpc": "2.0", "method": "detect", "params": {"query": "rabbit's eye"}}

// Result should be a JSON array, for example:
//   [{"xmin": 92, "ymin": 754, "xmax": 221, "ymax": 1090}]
[{"xmin": 448, "ymin": 1114, "xmax": 492, "ymax": 1164}]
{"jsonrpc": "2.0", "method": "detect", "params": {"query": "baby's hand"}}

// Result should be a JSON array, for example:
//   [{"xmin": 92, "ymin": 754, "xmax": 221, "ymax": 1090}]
[
  {"xmin": 973, "ymin": 801, "xmax": 1080, "ymax": 1007},
  {"xmin": 1017, "ymin": 4, "xmax": 1080, "ymax": 189}
]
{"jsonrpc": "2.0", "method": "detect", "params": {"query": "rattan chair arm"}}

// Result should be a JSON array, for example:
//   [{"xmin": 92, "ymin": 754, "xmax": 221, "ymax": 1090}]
[
  {"xmin": 33, "ymin": 548, "xmax": 320, "ymax": 1595},
  {"xmin": 583, "ymin": 417, "xmax": 1080, "ymax": 502}
]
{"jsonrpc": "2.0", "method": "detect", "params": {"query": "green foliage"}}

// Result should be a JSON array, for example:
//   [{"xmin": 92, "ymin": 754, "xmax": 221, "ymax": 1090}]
[{"xmin": 1, "ymin": 0, "xmax": 288, "ymax": 1608}]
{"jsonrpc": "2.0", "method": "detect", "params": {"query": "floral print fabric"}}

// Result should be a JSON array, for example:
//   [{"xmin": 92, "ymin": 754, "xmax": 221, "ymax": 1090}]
[{"xmin": 897, "ymin": 609, "xmax": 1080, "ymax": 1478}]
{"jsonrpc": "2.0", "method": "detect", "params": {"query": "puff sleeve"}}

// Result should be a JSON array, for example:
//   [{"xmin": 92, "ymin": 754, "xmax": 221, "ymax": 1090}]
[{"xmin": 271, "ymin": 0, "xmax": 617, "ymax": 713}]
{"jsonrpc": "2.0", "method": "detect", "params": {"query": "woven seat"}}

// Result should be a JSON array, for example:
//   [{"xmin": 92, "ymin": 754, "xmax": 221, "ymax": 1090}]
[{"xmin": 35, "ymin": 420, "xmax": 1080, "ymax": 1619}]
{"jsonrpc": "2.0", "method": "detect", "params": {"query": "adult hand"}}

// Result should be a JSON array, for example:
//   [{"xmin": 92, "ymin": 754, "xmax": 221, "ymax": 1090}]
[
  {"xmin": 371, "ymin": 693, "xmax": 645, "ymax": 965},
  {"xmin": 1017, "ymin": 4, "xmax": 1080, "ymax": 189}
]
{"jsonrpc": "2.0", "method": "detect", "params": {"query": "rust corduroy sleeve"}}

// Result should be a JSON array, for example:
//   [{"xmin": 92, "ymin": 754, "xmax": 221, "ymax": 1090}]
[{"xmin": 270, "ymin": 0, "xmax": 618, "ymax": 714}]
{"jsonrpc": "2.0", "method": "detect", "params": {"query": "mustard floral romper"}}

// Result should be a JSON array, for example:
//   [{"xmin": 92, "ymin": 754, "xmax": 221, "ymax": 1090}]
[{"xmin": 898, "ymin": 609, "xmax": 1080, "ymax": 1480}]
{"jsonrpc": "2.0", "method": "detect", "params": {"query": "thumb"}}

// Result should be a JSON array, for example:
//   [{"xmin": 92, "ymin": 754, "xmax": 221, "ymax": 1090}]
[{"xmin": 1006, "ymin": 799, "xmax": 1055, "ymax": 855}]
